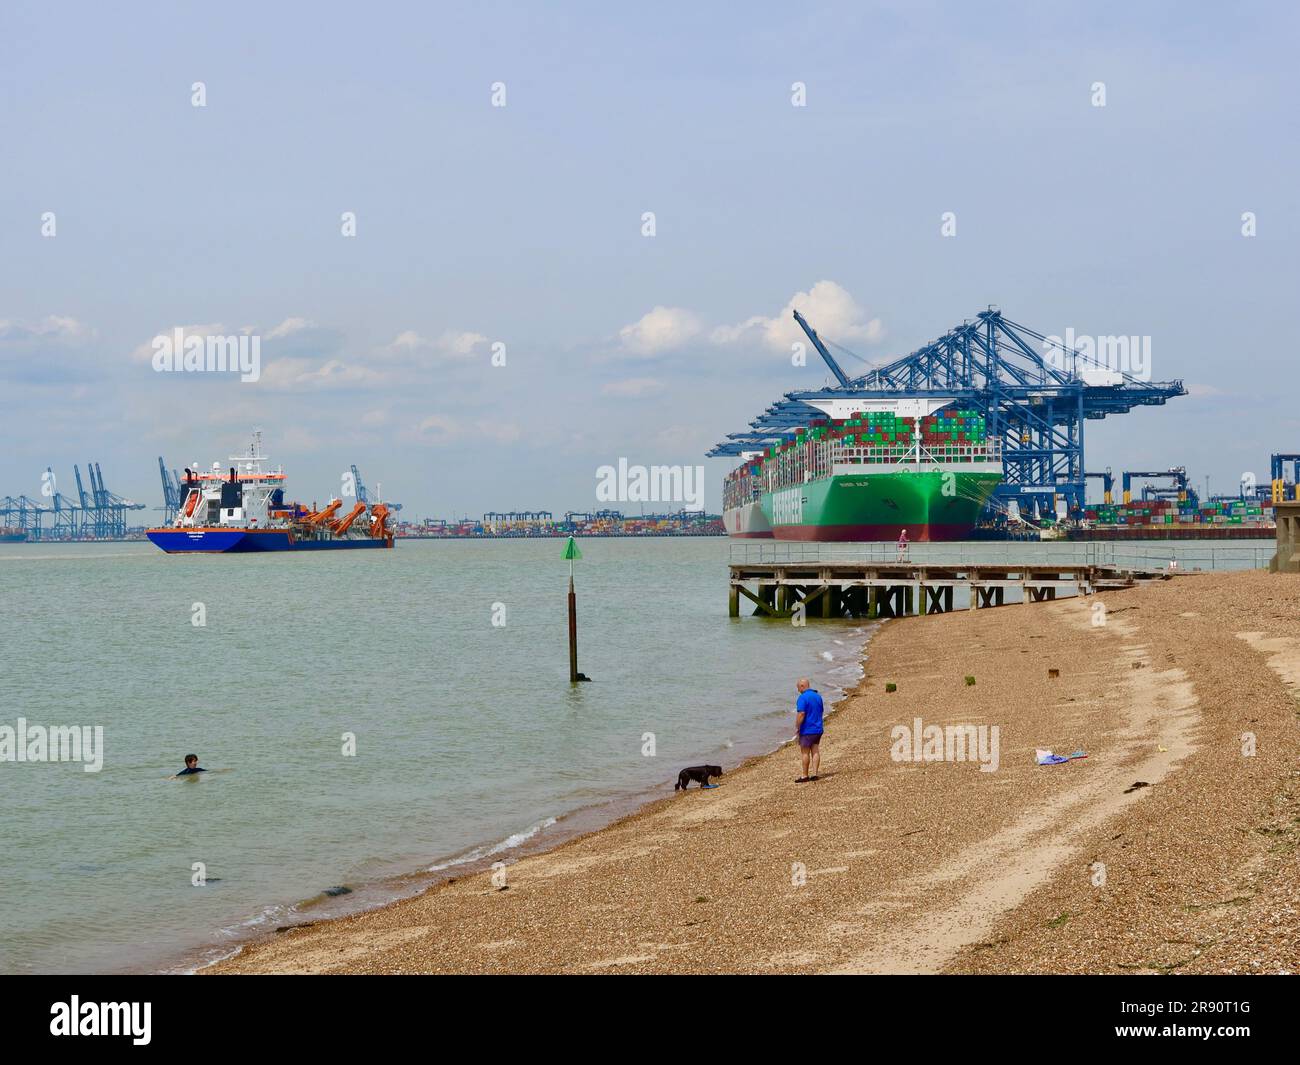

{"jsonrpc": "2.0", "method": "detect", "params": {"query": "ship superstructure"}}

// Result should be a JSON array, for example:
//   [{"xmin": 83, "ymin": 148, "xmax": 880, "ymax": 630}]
[{"xmin": 146, "ymin": 433, "xmax": 393, "ymax": 552}]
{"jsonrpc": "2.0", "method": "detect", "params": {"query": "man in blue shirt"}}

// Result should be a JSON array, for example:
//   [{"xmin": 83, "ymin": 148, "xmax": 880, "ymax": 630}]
[{"xmin": 794, "ymin": 678, "xmax": 824, "ymax": 783}]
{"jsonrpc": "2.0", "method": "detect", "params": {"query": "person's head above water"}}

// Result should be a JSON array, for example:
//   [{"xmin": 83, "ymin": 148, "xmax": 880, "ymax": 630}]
[
  {"xmin": 796, "ymin": 677, "xmax": 810, "ymax": 693},
  {"xmin": 184, "ymin": 754, "xmax": 198, "ymax": 768}
]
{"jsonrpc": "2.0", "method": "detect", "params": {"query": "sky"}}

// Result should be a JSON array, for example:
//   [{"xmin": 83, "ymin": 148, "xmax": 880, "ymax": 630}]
[{"xmin": 2, "ymin": 0, "xmax": 1297, "ymax": 519}]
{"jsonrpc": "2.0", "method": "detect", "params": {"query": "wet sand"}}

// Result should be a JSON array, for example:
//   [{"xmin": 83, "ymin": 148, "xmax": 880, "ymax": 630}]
[{"xmin": 207, "ymin": 570, "xmax": 1300, "ymax": 974}]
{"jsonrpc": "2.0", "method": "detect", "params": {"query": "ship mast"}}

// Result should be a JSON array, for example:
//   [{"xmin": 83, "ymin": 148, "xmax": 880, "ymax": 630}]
[{"xmin": 230, "ymin": 429, "xmax": 271, "ymax": 474}]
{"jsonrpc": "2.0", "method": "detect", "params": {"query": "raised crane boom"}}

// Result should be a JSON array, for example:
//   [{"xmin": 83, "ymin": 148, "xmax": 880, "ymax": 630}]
[
  {"xmin": 329, "ymin": 501, "xmax": 367, "ymax": 535},
  {"xmin": 792, "ymin": 309, "xmax": 852, "ymax": 388},
  {"xmin": 306, "ymin": 499, "xmax": 342, "ymax": 526}
]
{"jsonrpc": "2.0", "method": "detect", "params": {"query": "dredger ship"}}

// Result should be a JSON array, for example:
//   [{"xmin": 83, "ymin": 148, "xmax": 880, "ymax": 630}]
[
  {"xmin": 722, "ymin": 400, "xmax": 1003, "ymax": 541},
  {"xmin": 146, "ymin": 435, "xmax": 394, "ymax": 552}
]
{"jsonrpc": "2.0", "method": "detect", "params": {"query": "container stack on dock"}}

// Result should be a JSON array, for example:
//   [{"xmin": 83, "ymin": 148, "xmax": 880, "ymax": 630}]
[
  {"xmin": 397, "ymin": 512, "xmax": 725, "ymax": 538},
  {"xmin": 1073, "ymin": 497, "xmax": 1274, "ymax": 539}
]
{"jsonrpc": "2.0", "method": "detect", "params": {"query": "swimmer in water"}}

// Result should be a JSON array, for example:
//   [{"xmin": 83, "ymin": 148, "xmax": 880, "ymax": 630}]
[
  {"xmin": 167, "ymin": 754, "xmax": 231, "ymax": 779},
  {"xmin": 173, "ymin": 754, "xmax": 204, "ymax": 777}
]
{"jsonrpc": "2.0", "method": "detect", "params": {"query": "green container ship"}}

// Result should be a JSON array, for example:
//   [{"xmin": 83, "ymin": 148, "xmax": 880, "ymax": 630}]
[{"xmin": 723, "ymin": 400, "xmax": 1003, "ymax": 541}]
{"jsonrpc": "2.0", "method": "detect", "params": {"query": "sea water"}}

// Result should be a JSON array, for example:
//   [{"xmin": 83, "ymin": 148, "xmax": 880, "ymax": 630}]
[{"xmin": 0, "ymin": 538, "xmax": 868, "ymax": 973}]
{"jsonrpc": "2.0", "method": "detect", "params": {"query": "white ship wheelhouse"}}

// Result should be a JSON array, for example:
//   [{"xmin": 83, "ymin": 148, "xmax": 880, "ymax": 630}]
[{"xmin": 174, "ymin": 432, "xmax": 289, "ymax": 529}]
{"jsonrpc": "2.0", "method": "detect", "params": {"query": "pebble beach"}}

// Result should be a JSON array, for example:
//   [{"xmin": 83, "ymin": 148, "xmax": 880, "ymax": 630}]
[{"xmin": 207, "ymin": 570, "xmax": 1300, "ymax": 975}]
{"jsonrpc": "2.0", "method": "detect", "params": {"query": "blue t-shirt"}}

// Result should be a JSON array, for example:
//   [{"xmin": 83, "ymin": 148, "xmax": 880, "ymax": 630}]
[{"xmin": 796, "ymin": 689, "xmax": 824, "ymax": 734}]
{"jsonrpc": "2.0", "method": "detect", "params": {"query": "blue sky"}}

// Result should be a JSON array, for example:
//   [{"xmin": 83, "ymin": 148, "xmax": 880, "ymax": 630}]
[{"xmin": 2, "ymin": 0, "xmax": 1297, "ymax": 517}]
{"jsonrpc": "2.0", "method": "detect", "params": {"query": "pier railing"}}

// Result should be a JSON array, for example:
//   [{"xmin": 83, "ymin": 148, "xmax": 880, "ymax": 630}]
[{"xmin": 727, "ymin": 540, "xmax": 1273, "ymax": 573}]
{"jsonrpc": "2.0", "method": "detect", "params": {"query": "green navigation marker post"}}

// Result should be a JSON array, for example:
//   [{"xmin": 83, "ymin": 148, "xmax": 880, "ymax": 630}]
[{"xmin": 563, "ymin": 537, "xmax": 588, "ymax": 683}]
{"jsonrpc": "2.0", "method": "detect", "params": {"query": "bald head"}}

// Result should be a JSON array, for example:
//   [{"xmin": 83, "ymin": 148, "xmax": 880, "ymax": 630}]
[{"xmin": 796, "ymin": 677, "xmax": 810, "ymax": 693}]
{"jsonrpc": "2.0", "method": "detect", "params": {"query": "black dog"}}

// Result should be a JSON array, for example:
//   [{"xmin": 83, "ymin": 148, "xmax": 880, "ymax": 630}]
[{"xmin": 675, "ymin": 765, "xmax": 723, "ymax": 790}]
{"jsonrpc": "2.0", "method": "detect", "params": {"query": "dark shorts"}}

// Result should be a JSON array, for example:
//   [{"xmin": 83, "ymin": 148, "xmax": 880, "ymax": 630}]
[{"xmin": 798, "ymin": 732, "xmax": 823, "ymax": 749}]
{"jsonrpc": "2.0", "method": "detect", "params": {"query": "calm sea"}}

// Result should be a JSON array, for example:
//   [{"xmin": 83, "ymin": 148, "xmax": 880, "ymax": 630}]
[{"xmin": 0, "ymin": 537, "xmax": 870, "ymax": 974}]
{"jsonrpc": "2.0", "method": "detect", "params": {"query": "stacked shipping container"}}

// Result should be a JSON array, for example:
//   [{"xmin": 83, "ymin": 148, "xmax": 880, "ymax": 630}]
[{"xmin": 1081, "ymin": 498, "xmax": 1273, "ymax": 529}]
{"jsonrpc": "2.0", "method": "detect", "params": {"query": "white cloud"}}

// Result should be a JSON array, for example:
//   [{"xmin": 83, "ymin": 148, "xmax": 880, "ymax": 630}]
[
  {"xmin": 442, "ymin": 330, "xmax": 491, "ymax": 357},
  {"xmin": 124, "ymin": 317, "xmax": 492, "ymax": 391},
  {"xmin": 602, "ymin": 377, "xmax": 664, "ymax": 398},
  {"xmin": 407, "ymin": 415, "xmax": 520, "ymax": 446},
  {"xmin": 130, "ymin": 318, "xmax": 345, "ymax": 366},
  {"xmin": 0, "ymin": 315, "xmax": 101, "ymax": 385},
  {"xmin": 0, "ymin": 315, "xmax": 93, "ymax": 344},
  {"xmin": 384, "ymin": 329, "xmax": 490, "ymax": 360},
  {"xmin": 413, "ymin": 414, "xmax": 460, "ymax": 444},
  {"xmin": 266, "ymin": 317, "xmax": 312, "ymax": 340},
  {"xmin": 611, "ymin": 282, "xmax": 882, "ymax": 361},
  {"xmin": 617, "ymin": 306, "xmax": 703, "ymax": 356},
  {"xmin": 128, "ymin": 323, "xmax": 229, "ymax": 364},
  {"xmin": 708, "ymin": 315, "xmax": 767, "ymax": 345},
  {"xmin": 711, "ymin": 280, "xmax": 884, "ymax": 352},
  {"xmin": 258, "ymin": 357, "xmax": 384, "ymax": 390}
]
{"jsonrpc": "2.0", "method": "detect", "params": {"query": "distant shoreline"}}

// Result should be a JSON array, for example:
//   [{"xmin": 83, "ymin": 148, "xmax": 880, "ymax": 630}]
[{"xmin": 3, "ymin": 532, "xmax": 730, "ymax": 544}]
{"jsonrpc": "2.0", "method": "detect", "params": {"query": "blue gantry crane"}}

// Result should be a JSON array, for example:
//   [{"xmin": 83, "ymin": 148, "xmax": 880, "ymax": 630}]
[
  {"xmin": 350, "ymin": 464, "xmax": 402, "ymax": 511},
  {"xmin": 0, "ymin": 462, "xmax": 143, "ymax": 539},
  {"xmin": 1121, "ymin": 467, "xmax": 1192, "ymax": 505},
  {"xmin": 158, "ymin": 457, "xmax": 182, "ymax": 523},
  {"xmin": 709, "ymin": 307, "xmax": 1188, "ymax": 520},
  {"xmin": 82, "ymin": 462, "xmax": 144, "ymax": 537},
  {"xmin": 1085, "ymin": 468, "xmax": 1115, "ymax": 505},
  {"xmin": 1269, "ymin": 453, "xmax": 1300, "ymax": 502}
]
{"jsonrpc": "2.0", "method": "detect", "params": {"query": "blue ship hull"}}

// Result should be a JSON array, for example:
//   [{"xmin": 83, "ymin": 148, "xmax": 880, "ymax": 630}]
[{"xmin": 146, "ymin": 528, "xmax": 392, "ymax": 553}]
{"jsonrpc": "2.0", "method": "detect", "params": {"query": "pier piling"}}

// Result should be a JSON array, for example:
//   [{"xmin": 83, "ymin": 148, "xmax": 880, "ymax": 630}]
[{"xmin": 728, "ymin": 559, "xmax": 1159, "ymax": 622}]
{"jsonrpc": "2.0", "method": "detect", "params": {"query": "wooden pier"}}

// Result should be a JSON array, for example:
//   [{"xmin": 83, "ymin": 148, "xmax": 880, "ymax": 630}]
[{"xmin": 728, "ymin": 559, "xmax": 1165, "ymax": 619}]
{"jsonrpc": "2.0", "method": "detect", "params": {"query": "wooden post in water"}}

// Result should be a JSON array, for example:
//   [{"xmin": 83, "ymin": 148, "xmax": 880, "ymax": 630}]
[
  {"xmin": 563, "ymin": 536, "xmax": 586, "ymax": 682},
  {"xmin": 568, "ymin": 574, "xmax": 578, "ymax": 680}
]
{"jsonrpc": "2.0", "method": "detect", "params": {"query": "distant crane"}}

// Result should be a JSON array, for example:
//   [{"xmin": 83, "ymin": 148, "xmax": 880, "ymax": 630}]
[
  {"xmin": 84, "ymin": 462, "xmax": 144, "ymax": 537},
  {"xmin": 158, "ymin": 457, "xmax": 182, "ymax": 523},
  {"xmin": 349, "ymin": 464, "xmax": 402, "ymax": 511},
  {"xmin": 73, "ymin": 465, "xmax": 89, "ymax": 511},
  {"xmin": 1271, "ymin": 453, "xmax": 1300, "ymax": 502},
  {"xmin": 1, "ymin": 462, "xmax": 142, "ymax": 539},
  {"xmin": 1121, "ymin": 467, "xmax": 1192, "ymax": 505},
  {"xmin": 49, "ymin": 466, "xmax": 82, "ymax": 537},
  {"xmin": 1085, "ymin": 468, "xmax": 1115, "ymax": 505}
]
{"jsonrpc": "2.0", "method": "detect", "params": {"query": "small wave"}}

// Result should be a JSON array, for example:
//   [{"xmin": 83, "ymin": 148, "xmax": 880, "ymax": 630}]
[
  {"xmin": 427, "ymin": 816, "xmax": 559, "ymax": 873},
  {"xmin": 219, "ymin": 902, "xmax": 293, "ymax": 937}
]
